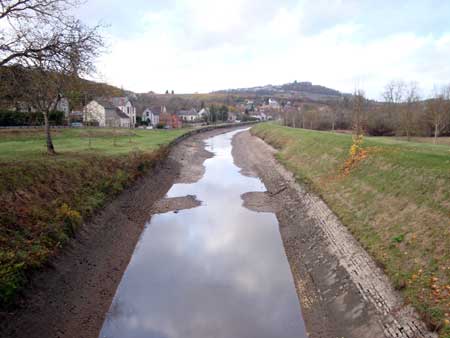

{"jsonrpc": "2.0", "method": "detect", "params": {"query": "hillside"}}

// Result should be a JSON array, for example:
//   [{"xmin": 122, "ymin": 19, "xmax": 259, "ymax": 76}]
[
  {"xmin": 0, "ymin": 66, "xmax": 125, "ymax": 110},
  {"xmin": 213, "ymin": 81, "xmax": 345, "ymax": 101}
]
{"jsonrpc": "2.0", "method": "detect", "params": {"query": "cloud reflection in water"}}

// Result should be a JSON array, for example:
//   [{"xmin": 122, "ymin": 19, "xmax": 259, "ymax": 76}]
[{"xmin": 99, "ymin": 130, "xmax": 307, "ymax": 338}]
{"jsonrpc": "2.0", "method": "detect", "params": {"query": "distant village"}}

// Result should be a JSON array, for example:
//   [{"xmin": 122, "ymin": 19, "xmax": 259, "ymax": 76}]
[{"xmin": 65, "ymin": 96, "xmax": 277, "ymax": 129}]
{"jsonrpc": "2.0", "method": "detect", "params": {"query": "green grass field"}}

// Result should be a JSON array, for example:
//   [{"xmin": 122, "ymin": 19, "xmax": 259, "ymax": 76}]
[
  {"xmin": 393, "ymin": 136, "xmax": 450, "ymax": 146},
  {"xmin": 251, "ymin": 123, "xmax": 450, "ymax": 336},
  {"xmin": 0, "ymin": 127, "xmax": 188, "ymax": 305},
  {"xmin": 0, "ymin": 128, "xmax": 187, "ymax": 161}
]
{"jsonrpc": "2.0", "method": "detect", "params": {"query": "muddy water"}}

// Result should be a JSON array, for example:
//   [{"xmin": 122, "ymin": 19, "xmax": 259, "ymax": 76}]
[{"xmin": 98, "ymin": 129, "xmax": 307, "ymax": 338}]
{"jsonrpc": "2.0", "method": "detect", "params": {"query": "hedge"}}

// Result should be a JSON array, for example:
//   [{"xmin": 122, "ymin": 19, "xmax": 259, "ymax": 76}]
[{"xmin": 0, "ymin": 110, "xmax": 65, "ymax": 127}]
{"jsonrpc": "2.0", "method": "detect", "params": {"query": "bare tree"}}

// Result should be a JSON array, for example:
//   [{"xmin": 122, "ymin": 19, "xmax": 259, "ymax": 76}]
[
  {"xmin": 352, "ymin": 89, "xmax": 367, "ymax": 136},
  {"xmin": 400, "ymin": 82, "xmax": 420, "ymax": 141},
  {"xmin": 382, "ymin": 80, "xmax": 405, "ymax": 123},
  {"xmin": 426, "ymin": 86, "xmax": 450, "ymax": 144},
  {"xmin": 2, "ymin": 1, "xmax": 103, "ymax": 154},
  {"xmin": 328, "ymin": 99, "xmax": 343, "ymax": 131},
  {"xmin": 1, "ymin": 0, "xmax": 80, "ymax": 66}
]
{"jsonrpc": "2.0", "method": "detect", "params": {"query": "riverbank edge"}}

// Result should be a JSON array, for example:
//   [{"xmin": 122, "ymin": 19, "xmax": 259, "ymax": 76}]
[
  {"xmin": 0, "ymin": 123, "xmax": 252, "ymax": 338},
  {"xmin": 237, "ymin": 129, "xmax": 438, "ymax": 338},
  {"xmin": 249, "ymin": 123, "xmax": 449, "ymax": 337}
]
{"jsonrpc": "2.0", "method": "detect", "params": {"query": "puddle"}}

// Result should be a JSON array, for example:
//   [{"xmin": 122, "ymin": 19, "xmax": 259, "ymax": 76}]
[{"xmin": 98, "ymin": 129, "xmax": 308, "ymax": 338}]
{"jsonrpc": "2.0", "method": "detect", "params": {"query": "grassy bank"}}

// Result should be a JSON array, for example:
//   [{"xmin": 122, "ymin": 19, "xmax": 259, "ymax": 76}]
[
  {"xmin": 252, "ymin": 123, "xmax": 450, "ymax": 336},
  {"xmin": 0, "ymin": 128, "xmax": 187, "ymax": 305}
]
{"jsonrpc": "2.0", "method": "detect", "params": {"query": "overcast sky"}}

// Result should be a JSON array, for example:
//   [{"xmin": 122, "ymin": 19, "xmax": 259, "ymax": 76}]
[{"xmin": 75, "ymin": 0, "xmax": 450, "ymax": 99}]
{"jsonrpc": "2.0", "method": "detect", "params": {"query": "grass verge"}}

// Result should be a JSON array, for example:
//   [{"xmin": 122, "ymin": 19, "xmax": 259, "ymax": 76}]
[
  {"xmin": 251, "ymin": 123, "xmax": 450, "ymax": 337},
  {"xmin": 0, "ymin": 128, "xmax": 187, "ymax": 306}
]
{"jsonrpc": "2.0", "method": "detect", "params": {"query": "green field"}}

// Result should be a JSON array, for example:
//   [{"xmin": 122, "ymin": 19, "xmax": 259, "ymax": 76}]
[
  {"xmin": 0, "ymin": 127, "xmax": 187, "ymax": 305},
  {"xmin": 0, "ymin": 128, "xmax": 187, "ymax": 161},
  {"xmin": 251, "ymin": 123, "xmax": 450, "ymax": 336}
]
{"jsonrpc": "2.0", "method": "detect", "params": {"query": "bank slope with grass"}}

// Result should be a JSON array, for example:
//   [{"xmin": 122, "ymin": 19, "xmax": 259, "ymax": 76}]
[
  {"xmin": 0, "ymin": 128, "xmax": 187, "ymax": 305},
  {"xmin": 251, "ymin": 123, "xmax": 450, "ymax": 336}
]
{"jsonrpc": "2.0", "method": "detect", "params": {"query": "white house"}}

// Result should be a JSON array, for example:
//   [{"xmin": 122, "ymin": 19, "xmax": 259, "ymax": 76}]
[
  {"xmin": 110, "ymin": 97, "xmax": 136, "ymax": 126},
  {"xmin": 83, "ymin": 99, "xmax": 131, "ymax": 128},
  {"xmin": 103, "ymin": 97, "xmax": 137, "ymax": 126},
  {"xmin": 268, "ymin": 98, "xmax": 281, "ymax": 110},
  {"xmin": 56, "ymin": 97, "xmax": 70, "ymax": 117},
  {"xmin": 198, "ymin": 108, "xmax": 209, "ymax": 120},
  {"xmin": 176, "ymin": 108, "xmax": 198, "ymax": 122},
  {"xmin": 250, "ymin": 112, "xmax": 267, "ymax": 121},
  {"xmin": 142, "ymin": 108, "xmax": 160, "ymax": 126}
]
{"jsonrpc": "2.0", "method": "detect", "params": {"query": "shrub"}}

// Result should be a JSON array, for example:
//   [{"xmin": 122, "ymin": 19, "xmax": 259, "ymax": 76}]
[{"xmin": 57, "ymin": 204, "xmax": 82, "ymax": 236}]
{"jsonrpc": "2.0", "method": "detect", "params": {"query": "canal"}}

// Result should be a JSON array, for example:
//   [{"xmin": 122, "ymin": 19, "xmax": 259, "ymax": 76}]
[{"xmin": 98, "ymin": 129, "xmax": 307, "ymax": 338}]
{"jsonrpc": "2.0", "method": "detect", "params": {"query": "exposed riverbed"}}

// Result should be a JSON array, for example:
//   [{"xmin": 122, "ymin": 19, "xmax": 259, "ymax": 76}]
[
  {"xmin": 2, "ymin": 126, "xmax": 433, "ymax": 338},
  {"xmin": 98, "ymin": 129, "xmax": 307, "ymax": 338}
]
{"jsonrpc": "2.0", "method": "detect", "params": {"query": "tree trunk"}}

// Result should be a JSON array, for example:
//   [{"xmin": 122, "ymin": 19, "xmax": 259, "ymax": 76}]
[
  {"xmin": 434, "ymin": 123, "xmax": 438, "ymax": 144},
  {"xmin": 44, "ymin": 112, "xmax": 56, "ymax": 155}
]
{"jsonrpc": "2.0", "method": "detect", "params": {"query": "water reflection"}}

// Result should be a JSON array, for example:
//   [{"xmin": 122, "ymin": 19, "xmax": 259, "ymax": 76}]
[{"xmin": 99, "ymin": 130, "xmax": 307, "ymax": 338}]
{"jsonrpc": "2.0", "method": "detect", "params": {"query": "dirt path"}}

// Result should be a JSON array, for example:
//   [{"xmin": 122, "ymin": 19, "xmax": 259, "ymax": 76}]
[
  {"xmin": 232, "ymin": 130, "xmax": 436, "ymax": 338},
  {"xmin": 0, "ymin": 127, "xmax": 234, "ymax": 338}
]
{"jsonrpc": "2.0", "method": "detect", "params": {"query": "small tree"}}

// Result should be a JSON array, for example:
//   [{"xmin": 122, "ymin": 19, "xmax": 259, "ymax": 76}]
[
  {"xmin": 328, "ymin": 99, "xmax": 343, "ymax": 131},
  {"xmin": 382, "ymin": 80, "xmax": 405, "ymax": 126},
  {"xmin": 343, "ymin": 89, "xmax": 368, "ymax": 174},
  {"xmin": 352, "ymin": 89, "xmax": 367, "ymax": 136}
]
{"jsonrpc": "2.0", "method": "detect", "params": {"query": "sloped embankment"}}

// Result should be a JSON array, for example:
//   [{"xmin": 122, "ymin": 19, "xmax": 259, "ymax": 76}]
[
  {"xmin": 0, "ymin": 146, "xmax": 170, "ymax": 305},
  {"xmin": 251, "ymin": 123, "xmax": 449, "ymax": 337}
]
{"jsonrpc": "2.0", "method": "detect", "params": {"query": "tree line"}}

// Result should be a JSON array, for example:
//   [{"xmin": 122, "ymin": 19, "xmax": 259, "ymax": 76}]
[{"xmin": 281, "ymin": 82, "xmax": 450, "ymax": 143}]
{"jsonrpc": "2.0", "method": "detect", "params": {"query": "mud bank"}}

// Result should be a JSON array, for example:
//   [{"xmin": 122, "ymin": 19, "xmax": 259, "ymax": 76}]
[
  {"xmin": 233, "ymin": 131, "xmax": 436, "ymax": 338},
  {"xmin": 0, "ymin": 126, "xmax": 244, "ymax": 338}
]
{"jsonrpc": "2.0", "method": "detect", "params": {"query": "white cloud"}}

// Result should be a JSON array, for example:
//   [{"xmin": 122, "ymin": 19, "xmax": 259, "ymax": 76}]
[{"xmin": 85, "ymin": 0, "xmax": 450, "ymax": 99}]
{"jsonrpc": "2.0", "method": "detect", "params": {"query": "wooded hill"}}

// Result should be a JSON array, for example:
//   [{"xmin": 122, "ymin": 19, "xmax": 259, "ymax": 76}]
[
  {"xmin": 213, "ymin": 81, "xmax": 345, "ymax": 101},
  {"xmin": 0, "ymin": 66, "xmax": 124, "ymax": 111}
]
